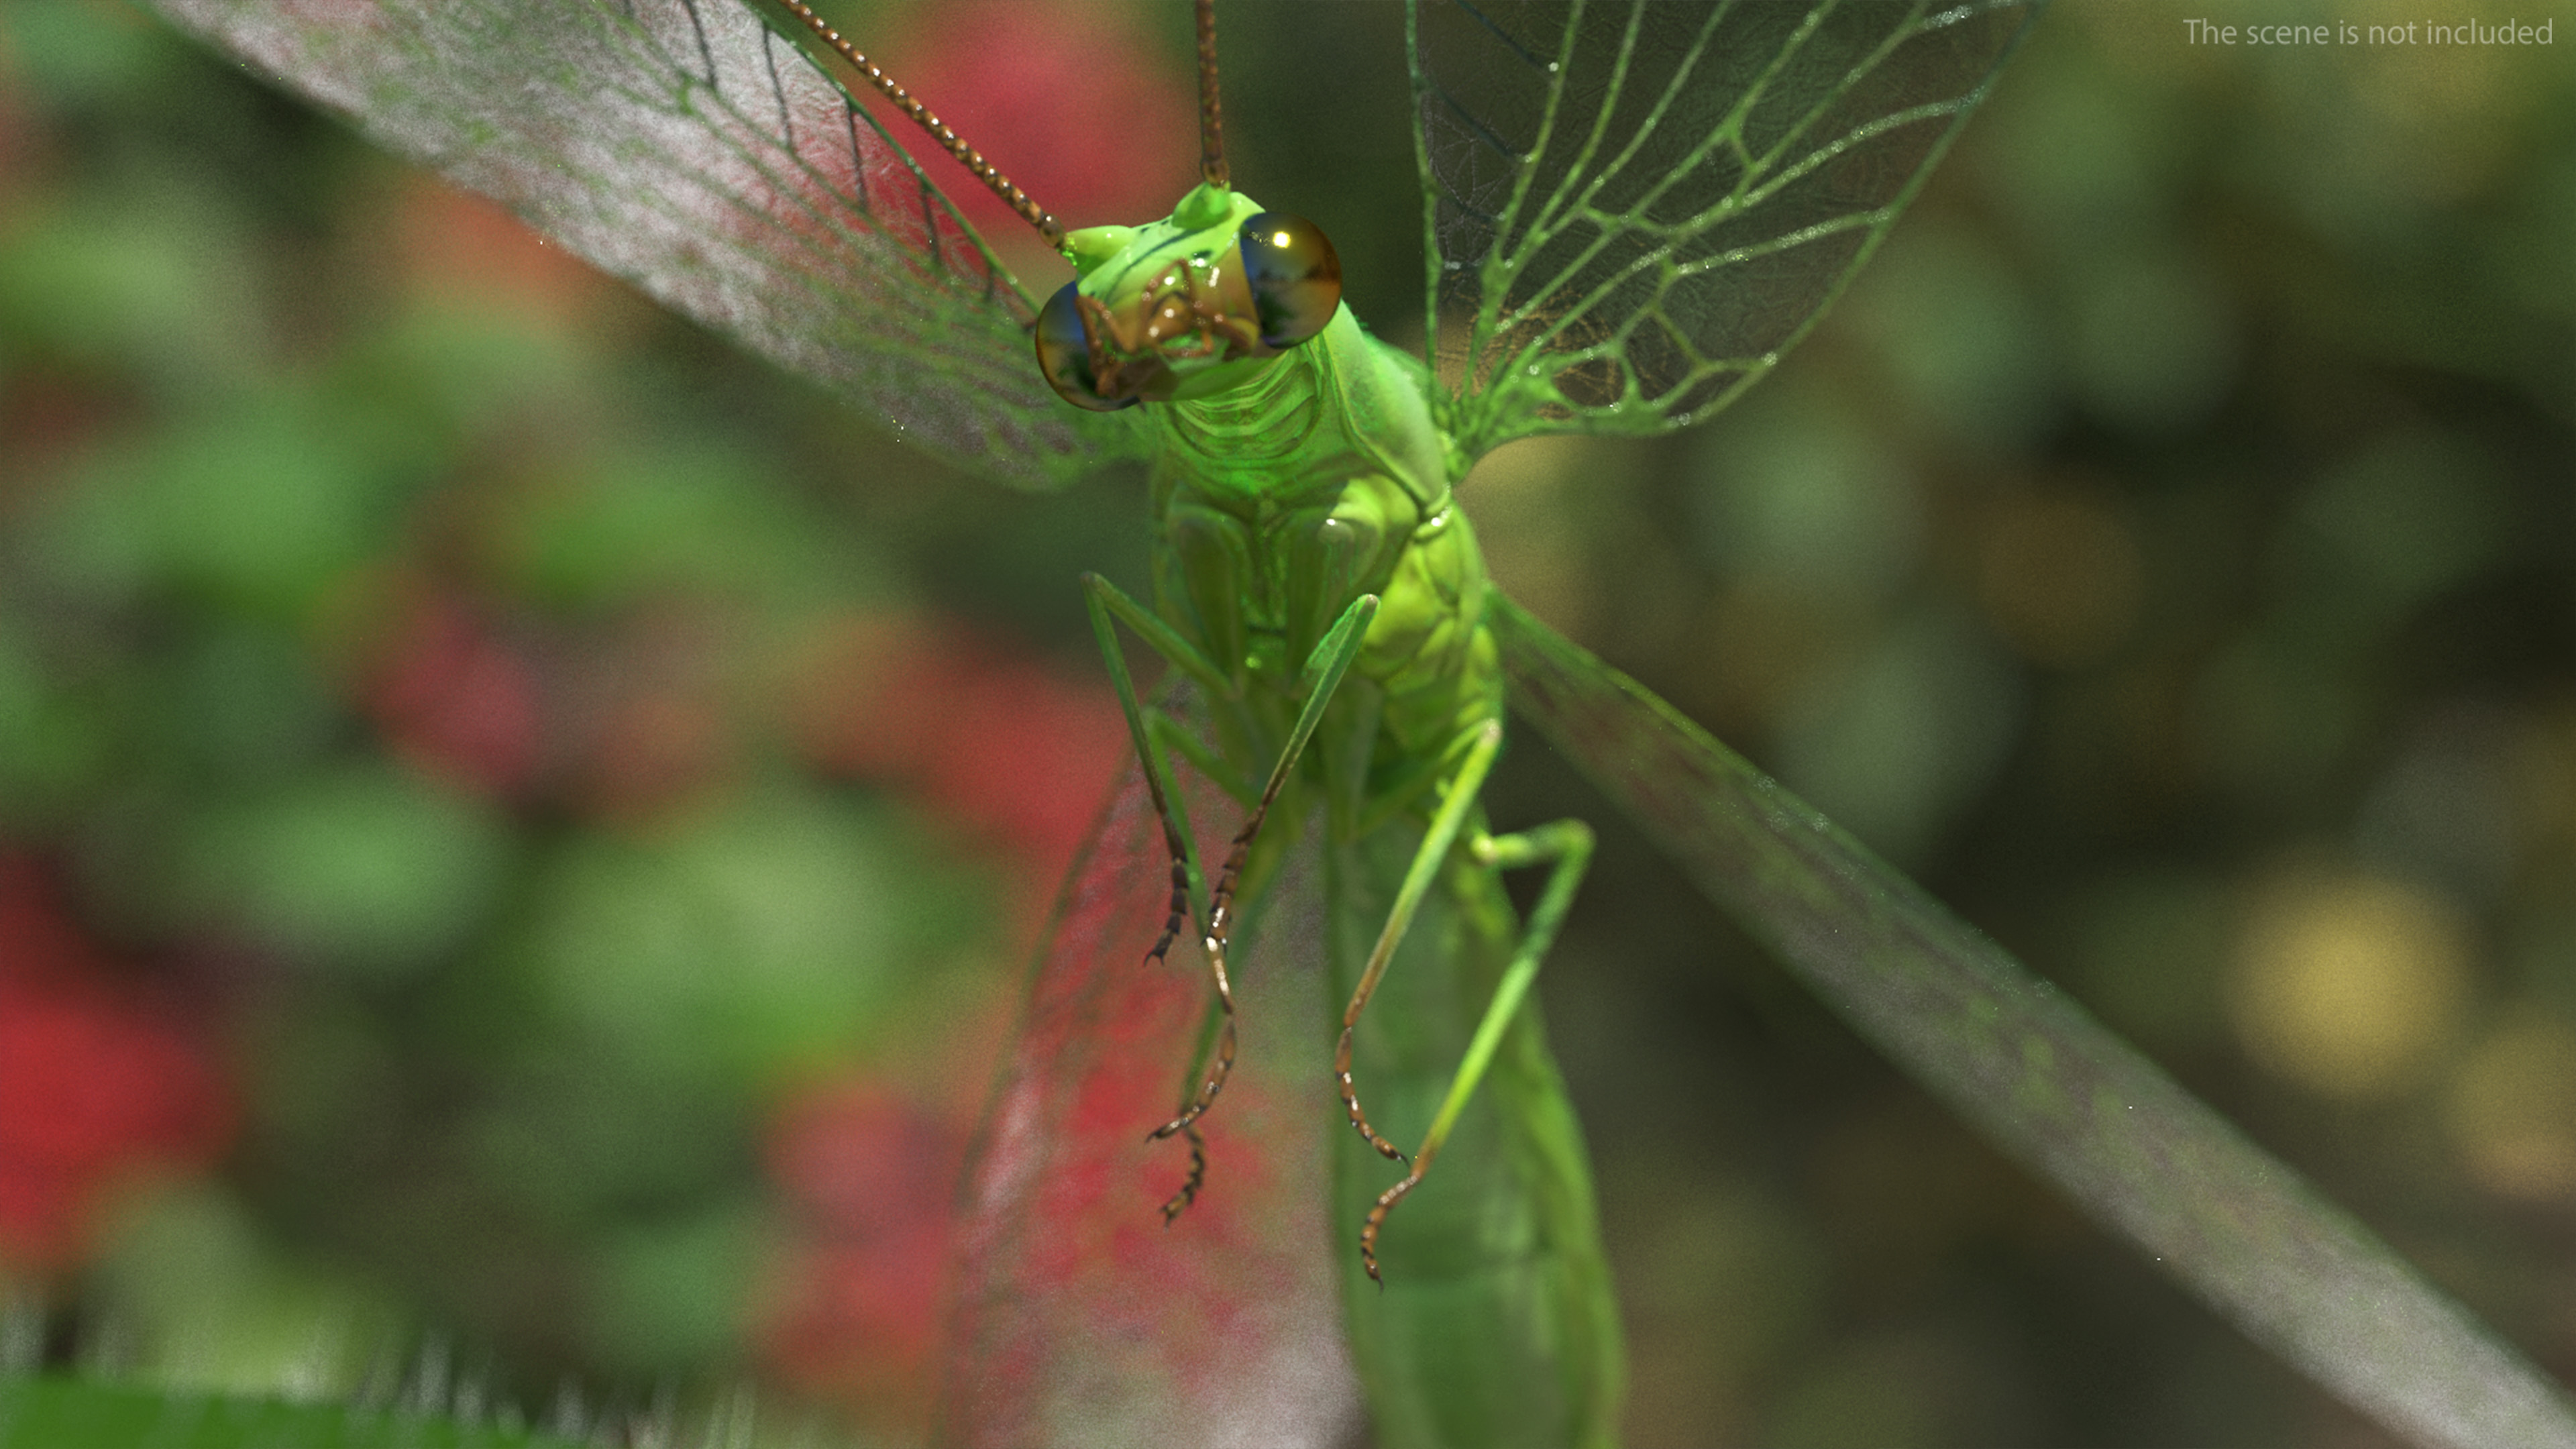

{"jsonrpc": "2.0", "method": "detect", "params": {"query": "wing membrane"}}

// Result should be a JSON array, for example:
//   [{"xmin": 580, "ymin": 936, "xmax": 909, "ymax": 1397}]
[
  {"xmin": 146, "ymin": 0, "xmax": 1150, "ymax": 491},
  {"xmin": 1413, "ymin": 0, "xmax": 2040, "ymax": 460},
  {"xmin": 941, "ymin": 756, "xmax": 1360, "ymax": 1446},
  {"xmin": 1489, "ymin": 593, "xmax": 2576, "ymax": 1449}
]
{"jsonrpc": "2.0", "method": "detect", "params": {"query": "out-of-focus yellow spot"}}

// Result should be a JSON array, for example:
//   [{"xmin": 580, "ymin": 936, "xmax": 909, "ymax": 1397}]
[
  {"xmin": 2226, "ymin": 869, "xmax": 2471, "ymax": 1100},
  {"xmin": 2343, "ymin": 0, "xmax": 2517, "ymax": 124},
  {"xmin": 1976, "ymin": 484, "xmax": 2142, "ymax": 667},
  {"xmin": 2509, "ymin": 703, "xmax": 2576, "ymax": 857},
  {"xmin": 2446, "ymin": 1015, "xmax": 2576, "ymax": 1201}
]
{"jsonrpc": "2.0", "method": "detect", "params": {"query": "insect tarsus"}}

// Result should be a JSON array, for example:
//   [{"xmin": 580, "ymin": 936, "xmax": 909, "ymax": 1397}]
[
  {"xmin": 1360, "ymin": 1171, "xmax": 1423, "ymax": 1288},
  {"xmin": 1159, "ymin": 1122, "xmax": 1209, "ymax": 1224},
  {"xmin": 1147, "ymin": 812, "xmax": 1259, "ymax": 1148},
  {"xmin": 1335, "ymin": 1026, "xmax": 1411, "ymax": 1167},
  {"xmin": 1149, "ymin": 741, "xmax": 1309, "ymax": 1220}
]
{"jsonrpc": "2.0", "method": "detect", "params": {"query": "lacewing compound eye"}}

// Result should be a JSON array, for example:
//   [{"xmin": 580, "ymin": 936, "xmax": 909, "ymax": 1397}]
[
  {"xmin": 1039, "ymin": 210, "xmax": 1338, "ymax": 409},
  {"xmin": 1035, "ymin": 280, "xmax": 1140, "ymax": 411},
  {"xmin": 1236, "ymin": 212, "xmax": 1340, "ymax": 349}
]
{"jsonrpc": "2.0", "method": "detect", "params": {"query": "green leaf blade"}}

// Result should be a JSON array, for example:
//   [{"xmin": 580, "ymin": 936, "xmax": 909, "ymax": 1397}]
[
  {"xmin": 0, "ymin": 1375, "xmax": 576, "ymax": 1449},
  {"xmin": 1491, "ymin": 593, "xmax": 2576, "ymax": 1449}
]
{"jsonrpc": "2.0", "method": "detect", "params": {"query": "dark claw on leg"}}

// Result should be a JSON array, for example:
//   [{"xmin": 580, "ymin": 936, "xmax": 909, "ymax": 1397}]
[{"xmin": 1160, "ymin": 1123, "xmax": 1209, "ymax": 1224}]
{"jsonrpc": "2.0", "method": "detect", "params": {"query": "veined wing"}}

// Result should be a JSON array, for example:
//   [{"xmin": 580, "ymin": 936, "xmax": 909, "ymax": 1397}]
[
  {"xmin": 1489, "ymin": 593, "xmax": 2576, "ymax": 1449},
  {"xmin": 144, "ymin": 0, "xmax": 1152, "ymax": 492},
  {"xmin": 1414, "ymin": 0, "xmax": 2039, "ymax": 461},
  {"xmin": 941, "ymin": 755, "xmax": 1360, "ymax": 1446}
]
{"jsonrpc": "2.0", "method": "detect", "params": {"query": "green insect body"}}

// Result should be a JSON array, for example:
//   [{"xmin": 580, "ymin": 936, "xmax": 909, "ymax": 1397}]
[
  {"xmin": 1323, "ymin": 822, "xmax": 1620, "ymax": 1446},
  {"xmin": 1066, "ymin": 180, "xmax": 1619, "ymax": 1445}
]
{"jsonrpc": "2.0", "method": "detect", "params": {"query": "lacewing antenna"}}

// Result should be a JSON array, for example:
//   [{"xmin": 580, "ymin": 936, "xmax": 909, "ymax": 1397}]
[
  {"xmin": 1194, "ymin": 0, "xmax": 1227, "ymax": 187},
  {"xmin": 770, "ymin": 0, "xmax": 1066, "ymax": 248}
]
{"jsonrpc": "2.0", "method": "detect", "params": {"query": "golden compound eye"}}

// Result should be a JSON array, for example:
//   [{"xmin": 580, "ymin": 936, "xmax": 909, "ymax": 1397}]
[
  {"xmin": 1236, "ymin": 211, "xmax": 1342, "ymax": 349},
  {"xmin": 1034, "ymin": 280, "xmax": 1140, "ymax": 411}
]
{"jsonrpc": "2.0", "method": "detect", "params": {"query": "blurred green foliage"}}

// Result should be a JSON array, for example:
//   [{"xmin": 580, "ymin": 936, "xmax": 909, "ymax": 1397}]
[
  {"xmin": 0, "ymin": 0, "xmax": 1108, "ymax": 1435},
  {"xmin": 1, "ymin": 1, "xmax": 2572, "ymax": 1446}
]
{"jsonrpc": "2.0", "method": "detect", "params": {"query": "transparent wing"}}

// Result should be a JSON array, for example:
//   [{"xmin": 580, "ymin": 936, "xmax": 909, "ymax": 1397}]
[
  {"xmin": 145, "ymin": 0, "xmax": 1151, "ymax": 492},
  {"xmin": 941, "ymin": 755, "xmax": 1360, "ymax": 1446},
  {"xmin": 1487, "ymin": 593, "xmax": 2576, "ymax": 1449},
  {"xmin": 1413, "ymin": 0, "xmax": 2039, "ymax": 462}
]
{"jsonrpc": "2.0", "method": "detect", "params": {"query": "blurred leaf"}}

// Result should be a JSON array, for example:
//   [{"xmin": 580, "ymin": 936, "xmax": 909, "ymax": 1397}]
[
  {"xmin": 500, "ymin": 446, "xmax": 881, "ymax": 612},
  {"xmin": 460, "ymin": 1057, "xmax": 748, "ymax": 1227},
  {"xmin": 167, "ymin": 626, "xmax": 335, "ymax": 780},
  {"xmin": 1841, "ymin": 224, "xmax": 2055, "ymax": 445},
  {"xmin": 2291, "ymin": 429, "xmax": 2512, "ymax": 610},
  {"xmin": 1770, "ymin": 606, "xmax": 2024, "ymax": 865},
  {"xmin": 0, "ymin": 625, "xmax": 107, "ymax": 823},
  {"xmin": 0, "ymin": 0, "xmax": 183, "ymax": 110},
  {"xmin": 586, "ymin": 1203, "xmax": 767, "ymax": 1375},
  {"xmin": 33, "ymin": 394, "xmax": 425, "ymax": 617},
  {"xmin": 182, "ymin": 763, "xmax": 508, "ymax": 975},
  {"xmin": 0, "ymin": 188, "xmax": 266, "ymax": 393},
  {"xmin": 88, "ymin": 1184, "xmax": 397, "ymax": 1401},
  {"xmin": 2062, "ymin": 243, "xmax": 2237, "ymax": 434},
  {"xmin": 1688, "ymin": 392, "xmax": 1922, "ymax": 600},
  {"xmin": 527, "ymin": 790, "xmax": 918, "ymax": 1079}
]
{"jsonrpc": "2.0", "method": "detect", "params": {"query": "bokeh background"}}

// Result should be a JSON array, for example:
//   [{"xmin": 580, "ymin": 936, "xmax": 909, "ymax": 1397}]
[{"xmin": 1, "ymin": 0, "xmax": 2572, "ymax": 1444}]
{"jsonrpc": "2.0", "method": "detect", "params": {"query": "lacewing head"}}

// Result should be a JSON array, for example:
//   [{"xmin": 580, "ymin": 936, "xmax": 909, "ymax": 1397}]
[
  {"xmin": 1034, "ymin": 189, "xmax": 1342, "ymax": 411},
  {"xmin": 1028, "ymin": 0, "xmax": 1340, "ymax": 411}
]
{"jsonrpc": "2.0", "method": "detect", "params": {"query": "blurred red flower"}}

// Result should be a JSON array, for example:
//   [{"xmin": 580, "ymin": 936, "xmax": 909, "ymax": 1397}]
[
  {"xmin": 388, "ymin": 177, "xmax": 616, "ymax": 327},
  {"xmin": 879, "ymin": 0, "xmax": 1198, "ymax": 241},
  {"xmin": 366, "ymin": 590, "xmax": 545, "ymax": 799},
  {"xmin": 792, "ymin": 612, "xmax": 1128, "ymax": 934},
  {"xmin": 761, "ymin": 1079, "xmax": 963, "ymax": 1425},
  {"xmin": 0, "ymin": 861, "xmax": 235, "ymax": 1273}
]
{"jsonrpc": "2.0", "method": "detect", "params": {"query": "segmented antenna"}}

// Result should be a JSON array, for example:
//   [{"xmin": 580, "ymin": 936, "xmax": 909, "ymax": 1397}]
[
  {"xmin": 771, "ymin": 0, "xmax": 1066, "ymax": 248},
  {"xmin": 1195, "ymin": 0, "xmax": 1228, "ymax": 186}
]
